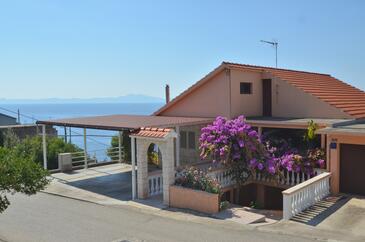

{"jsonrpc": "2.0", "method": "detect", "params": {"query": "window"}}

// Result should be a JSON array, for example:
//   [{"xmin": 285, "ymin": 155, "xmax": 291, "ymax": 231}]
[
  {"xmin": 188, "ymin": 132, "xmax": 195, "ymax": 149},
  {"xmin": 180, "ymin": 131, "xmax": 187, "ymax": 148},
  {"xmin": 240, "ymin": 82, "xmax": 252, "ymax": 94}
]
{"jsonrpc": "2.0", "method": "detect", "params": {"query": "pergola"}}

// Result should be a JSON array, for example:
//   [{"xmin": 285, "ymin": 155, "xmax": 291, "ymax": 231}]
[{"xmin": 36, "ymin": 114, "xmax": 212, "ymax": 200}]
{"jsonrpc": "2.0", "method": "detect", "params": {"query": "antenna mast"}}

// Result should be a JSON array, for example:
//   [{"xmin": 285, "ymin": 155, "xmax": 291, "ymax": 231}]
[{"xmin": 260, "ymin": 40, "xmax": 278, "ymax": 68}]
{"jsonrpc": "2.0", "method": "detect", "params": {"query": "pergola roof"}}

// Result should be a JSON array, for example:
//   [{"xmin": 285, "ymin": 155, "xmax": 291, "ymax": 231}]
[{"xmin": 36, "ymin": 114, "xmax": 213, "ymax": 131}]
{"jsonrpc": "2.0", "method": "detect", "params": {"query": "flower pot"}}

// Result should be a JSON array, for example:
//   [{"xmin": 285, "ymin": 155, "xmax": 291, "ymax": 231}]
[{"xmin": 169, "ymin": 185, "xmax": 220, "ymax": 214}]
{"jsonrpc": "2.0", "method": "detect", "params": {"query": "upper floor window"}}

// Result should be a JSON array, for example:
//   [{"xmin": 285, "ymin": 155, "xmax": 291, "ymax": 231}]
[{"xmin": 240, "ymin": 82, "xmax": 252, "ymax": 94}]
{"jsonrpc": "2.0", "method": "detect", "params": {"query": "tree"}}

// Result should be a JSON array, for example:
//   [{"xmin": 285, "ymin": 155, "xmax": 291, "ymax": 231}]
[
  {"xmin": 0, "ymin": 147, "xmax": 49, "ymax": 212},
  {"xmin": 12, "ymin": 136, "xmax": 81, "ymax": 170}
]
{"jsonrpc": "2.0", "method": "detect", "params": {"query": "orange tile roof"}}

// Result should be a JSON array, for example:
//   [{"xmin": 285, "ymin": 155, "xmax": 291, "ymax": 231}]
[
  {"xmin": 132, "ymin": 127, "xmax": 172, "ymax": 139},
  {"xmin": 155, "ymin": 62, "xmax": 365, "ymax": 119}
]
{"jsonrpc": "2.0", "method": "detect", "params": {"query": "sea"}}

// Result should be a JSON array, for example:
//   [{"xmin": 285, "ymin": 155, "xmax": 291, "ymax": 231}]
[{"xmin": 0, "ymin": 103, "xmax": 164, "ymax": 161}]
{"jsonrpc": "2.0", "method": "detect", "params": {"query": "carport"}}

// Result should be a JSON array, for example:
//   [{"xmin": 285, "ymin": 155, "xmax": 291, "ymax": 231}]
[{"xmin": 36, "ymin": 114, "xmax": 212, "ymax": 200}]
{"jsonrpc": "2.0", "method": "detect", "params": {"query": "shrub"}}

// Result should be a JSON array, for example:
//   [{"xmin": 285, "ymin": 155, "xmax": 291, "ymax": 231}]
[
  {"xmin": 175, "ymin": 167, "xmax": 221, "ymax": 194},
  {"xmin": 11, "ymin": 136, "xmax": 81, "ymax": 170}
]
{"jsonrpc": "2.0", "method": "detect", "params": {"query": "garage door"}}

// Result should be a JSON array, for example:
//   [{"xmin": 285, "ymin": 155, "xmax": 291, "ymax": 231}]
[{"xmin": 340, "ymin": 144, "xmax": 365, "ymax": 196}]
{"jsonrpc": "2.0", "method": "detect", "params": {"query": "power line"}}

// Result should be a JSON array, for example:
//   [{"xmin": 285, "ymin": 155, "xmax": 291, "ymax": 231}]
[{"xmin": 0, "ymin": 105, "xmax": 112, "ymax": 147}]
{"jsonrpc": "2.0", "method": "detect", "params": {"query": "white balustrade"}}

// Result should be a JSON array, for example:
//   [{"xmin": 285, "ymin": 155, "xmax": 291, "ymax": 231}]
[
  {"xmin": 282, "ymin": 172, "xmax": 331, "ymax": 220},
  {"xmin": 207, "ymin": 169, "xmax": 234, "ymax": 188},
  {"xmin": 148, "ymin": 173, "xmax": 163, "ymax": 196}
]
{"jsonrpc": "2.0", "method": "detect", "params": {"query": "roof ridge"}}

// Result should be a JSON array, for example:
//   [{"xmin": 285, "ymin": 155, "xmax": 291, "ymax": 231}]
[{"xmin": 222, "ymin": 61, "xmax": 332, "ymax": 77}]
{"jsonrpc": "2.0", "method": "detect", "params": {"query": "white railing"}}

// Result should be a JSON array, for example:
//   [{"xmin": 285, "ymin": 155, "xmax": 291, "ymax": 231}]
[
  {"xmin": 70, "ymin": 147, "xmax": 124, "ymax": 168},
  {"xmin": 148, "ymin": 173, "xmax": 163, "ymax": 196},
  {"xmin": 207, "ymin": 168, "xmax": 235, "ymax": 188},
  {"xmin": 253, "ymin": 169, "xmax": 326, "ymax": 187},
  {"xmin": 282, "ymin": 172, "xmax": 331, "ymax": 220}
]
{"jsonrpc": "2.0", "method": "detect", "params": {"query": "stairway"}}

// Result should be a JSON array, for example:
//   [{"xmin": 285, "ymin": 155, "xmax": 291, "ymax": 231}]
[{"xmin": 290, "ymin": 195, "xmax": 346, "ymax": 225}]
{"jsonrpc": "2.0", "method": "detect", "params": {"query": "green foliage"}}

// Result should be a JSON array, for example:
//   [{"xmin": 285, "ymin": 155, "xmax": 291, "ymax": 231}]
[
  {"xmin": 304, "ymin": 120, "xmax": 319, "ymax": 142},
  {"xmin": 0, "ymin": 147, "xmax": 50, "ymax": 212},
  {"xmin": 0, "ymin": 129, "xmax": 20, "ymax": 148},
  {"xmin": 12, "ymin": 136, "xmax": 81, "ymax": 170},
  {"xmin": 220, "ymin": 200, "xmax": 230, "ymax": 211}
]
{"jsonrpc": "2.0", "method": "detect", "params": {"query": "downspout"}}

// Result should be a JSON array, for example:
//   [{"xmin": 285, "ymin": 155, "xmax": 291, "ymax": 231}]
[{"xmin": 227, "ymin": 68, "xmax": 232, "ymax": 119}]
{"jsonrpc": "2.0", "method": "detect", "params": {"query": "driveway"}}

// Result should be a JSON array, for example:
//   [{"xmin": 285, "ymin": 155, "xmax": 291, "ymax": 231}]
[{"xmin": 317, "ymin": 196, "xmax": 365, "ymax": 238}]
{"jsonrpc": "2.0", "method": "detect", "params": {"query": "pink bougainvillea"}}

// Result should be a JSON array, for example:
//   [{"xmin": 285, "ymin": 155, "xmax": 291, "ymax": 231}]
[{"xmin": 199, "ymin": 116, "xmax": 325, "ymax": 184}]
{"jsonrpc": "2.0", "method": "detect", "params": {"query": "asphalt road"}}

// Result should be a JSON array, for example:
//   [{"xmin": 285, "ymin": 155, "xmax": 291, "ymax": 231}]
[{"xmin": 0, "ymin": 193, "xmax": 316, "ymax": 242}]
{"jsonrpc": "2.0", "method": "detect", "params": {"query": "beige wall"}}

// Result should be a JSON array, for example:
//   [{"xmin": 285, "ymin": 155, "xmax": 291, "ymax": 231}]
[
  {"xmin": 160, "ymin": 68, "xmax": 352, "ymax": 120},
  {"xmin": 326, "ymin": 134, "xmax": 365, "ymax": 194},
  {"xmin": 230, "ymin": 69, "xmax": 263, "ymax": 117},
  {"xmin": 271, "ymin": 77, "xmax": 351, "ymax": 119},
  {"xmin": 160, "ymin": 71, "xmax": 230, "ymax": 118}
]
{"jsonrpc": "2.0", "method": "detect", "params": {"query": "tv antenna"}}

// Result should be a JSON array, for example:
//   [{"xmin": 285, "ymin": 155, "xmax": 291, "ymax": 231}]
[{"xmin": 260, "ymin": 40, "xmax": 278, "ymax": 68}]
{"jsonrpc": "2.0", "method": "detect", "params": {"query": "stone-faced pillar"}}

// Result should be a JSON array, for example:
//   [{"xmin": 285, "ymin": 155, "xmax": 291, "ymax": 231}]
[
  {"xmin": 162, "ymin": 138, "xmax": 176, "ymax": 205},
  {"xmin": 136, "ymin": 139, "xmax": 149, "ymax": 199}
]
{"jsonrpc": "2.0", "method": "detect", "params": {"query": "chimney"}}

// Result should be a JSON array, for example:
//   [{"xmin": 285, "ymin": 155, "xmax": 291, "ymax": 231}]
[{"xmin": 165, "ymin": 84, "xmax": 170, "ymax": 103}]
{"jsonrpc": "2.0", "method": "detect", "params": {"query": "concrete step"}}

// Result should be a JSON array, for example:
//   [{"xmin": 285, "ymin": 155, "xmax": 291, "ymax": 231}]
[
  {"xmin": 213, "ymin": 206, "xmax": 266, "ymax": 224},
  {"xmin": 291, "ymin": 195, "xmax": 345, "ymax": 224}
]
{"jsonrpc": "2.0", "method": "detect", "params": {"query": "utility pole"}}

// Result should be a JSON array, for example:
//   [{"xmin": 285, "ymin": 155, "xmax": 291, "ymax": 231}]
[
  {"xmin": 17, "ymin": 109, "xmax": 21, "ymax": 124},
  {"xmin": 64, "ymin": 126, "xmax": 67, "ymax": 143},
  {"xmin": 69, "ymin": 127, "xmax": 72, "ymax": 143},
  {"xmin": 260, "ymin": 40, "xmax": 278, "ymax": 68}
]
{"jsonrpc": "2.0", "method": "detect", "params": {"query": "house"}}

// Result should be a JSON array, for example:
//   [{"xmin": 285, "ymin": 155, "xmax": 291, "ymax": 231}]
[
  {"xmin": 154, "ymin": 62, "xmax": 365, "ymax": 198},
  {"xmin": 37, "ymin": 62, "xmax": 365, "ymax": 218},
  {"xmin": 0, "ymin": 113, "xmax": 17, "ymax": 126}
]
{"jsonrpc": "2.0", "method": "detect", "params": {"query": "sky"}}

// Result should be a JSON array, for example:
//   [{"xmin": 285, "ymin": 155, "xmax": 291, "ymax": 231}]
[{"xmin": 0, "ymin": 0, "xmax": 364, "ymax": 100}]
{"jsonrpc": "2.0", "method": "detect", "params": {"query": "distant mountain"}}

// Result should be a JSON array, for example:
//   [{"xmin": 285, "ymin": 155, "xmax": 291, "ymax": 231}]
[{"xmin": 0, "ymin": 94, "xmax": 165, "ymax": 104}]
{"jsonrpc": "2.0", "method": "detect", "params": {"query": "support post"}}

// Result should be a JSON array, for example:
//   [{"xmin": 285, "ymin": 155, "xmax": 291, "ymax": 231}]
[
  {"xmin": 321, "ymin": 134, "xmax": 326, "ymax": 149},
  {"xmin": 83, "ymin": 128, "xmax": 88, "ymax": 169},
  {"xmin": 42, "ymin": 125, "xmax": 47, "ymax": 170},
  {"xmin": 131, "ymin": 136, "xmax": 136, "ymax": 200},
  {"xmin": 175, "ymin": 126, "xmax": 180, "ymax": 167},
  {"xmin": 118, "ymin": 131, "xmax": 123, "ymax": 163},
  {"xmin": 258, "ymin": 126, "xmax": 263, "ymax": 138}
]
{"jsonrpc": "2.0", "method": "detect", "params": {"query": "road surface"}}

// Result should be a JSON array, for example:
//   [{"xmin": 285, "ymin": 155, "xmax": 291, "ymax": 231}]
[{"xmin": 0, "ymin": 193, "xmax": 316, "ymax": 242}]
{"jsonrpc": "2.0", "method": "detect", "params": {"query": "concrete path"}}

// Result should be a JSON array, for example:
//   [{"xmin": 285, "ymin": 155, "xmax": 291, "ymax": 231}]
[
  {"xmin": 213, "ymin": 206, "xmax": 266, "ymax": 224},
  {"xmin": 0, "ymin": 193, "xmax": 315, "ymax": 242},
  {"xmin": 261, "ymin": 196, "xmax": 365, "ymax": 242}
]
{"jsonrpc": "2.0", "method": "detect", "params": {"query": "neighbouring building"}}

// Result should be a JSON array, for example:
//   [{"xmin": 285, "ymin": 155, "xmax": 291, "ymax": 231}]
[{"xmin": 0, "ymin": 113, "xmax": 17, "ymax": 126}]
